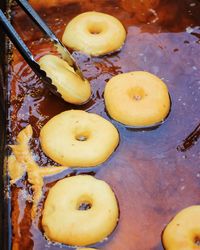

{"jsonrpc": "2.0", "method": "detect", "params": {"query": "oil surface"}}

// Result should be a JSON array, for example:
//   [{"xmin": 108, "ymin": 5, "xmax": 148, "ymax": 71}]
[{"xmin": 8, "ymin": 0, "xmax": 200, "ymax": 249}]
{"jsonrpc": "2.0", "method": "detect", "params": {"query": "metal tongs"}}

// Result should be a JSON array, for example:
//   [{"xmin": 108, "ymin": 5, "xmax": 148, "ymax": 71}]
[{"xmin": 0, "ymin": 0, "xmax": 85, "ymax": 98}]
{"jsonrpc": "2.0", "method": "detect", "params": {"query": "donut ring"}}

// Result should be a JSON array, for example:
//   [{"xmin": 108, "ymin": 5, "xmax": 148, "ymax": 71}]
[
  {"xmin": 38, "ymin": 55, "xmax": 91, "ymax": 104},
  {"xmin": 162, "ymin": 206, "xmax": 200, "ymax": 250},
  {"xmin": 62, "ymin": 11, "xmax": 126, "ymax": 56},
  {"xmin": 42, "ymin": 175, "xmax": 119, "ymax": 246},
  {"xmin": 104, "ymin": 71, "xmax": 170, "ymax": 126},
  {"xmin": 40, "ymin": 110, "xmax": 119, "ymax": 167}
]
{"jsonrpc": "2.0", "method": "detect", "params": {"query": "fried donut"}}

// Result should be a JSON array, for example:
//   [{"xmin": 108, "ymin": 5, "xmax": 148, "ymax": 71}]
[
  {"xmin": 42, "ymin": 175, "xmax": 119, "ymax": 246},
  {"xmin": 38, "ymin": 55, "xmax": 91, "ymax": 104},
  {"xmin": 62, "ymin": 11, "xmax": 126, "ymax": 56},
  {"xmin": 40, "ymin": 110, "xmax": 119, "ymax": 167},
  {"xmin": 162, "ymin": 206, "xmax": 200, "ymax": 250},
  {"xmin": 104, "ymin": 71, "xmax": 170, "ymax": 126}
]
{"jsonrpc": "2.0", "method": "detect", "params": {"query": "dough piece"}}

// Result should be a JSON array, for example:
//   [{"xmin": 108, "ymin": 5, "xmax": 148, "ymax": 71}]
[
  {"xmin": 42, "ymin": 175, "xmax": 119, "ymax": 246},
  {"xmin": 40, "ymin": 110, "xmax": 119, "ymax": 167},
  {"xmin": 162, "ymin": 206, "xmax": 200, "ymax": 250},
  {"xmin": 38, "ymin": 55, "xmax": 91, "ymax": 104},
  {"xmin": 62, "ymin": 11, "xmax": 126, "ymax": 56},
  {"xmin": 8, "ymin": 155, "xmax": 26, "ymax": 184},
  {"xmin": 9, "ymin": 125, "xmax": 68, "ymax": 217},
  {"xmin": 104, "ymin": 71, "xmax": 170, "ymax": 126}
]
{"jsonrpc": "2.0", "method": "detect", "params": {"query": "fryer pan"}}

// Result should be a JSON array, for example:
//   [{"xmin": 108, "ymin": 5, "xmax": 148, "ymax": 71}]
[{"xmin": 0, "ymin": 1, "xmax": 200, "ymax": 250}]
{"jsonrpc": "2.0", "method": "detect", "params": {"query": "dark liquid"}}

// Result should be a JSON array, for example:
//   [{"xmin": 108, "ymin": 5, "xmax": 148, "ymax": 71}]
[{"xmin": 8, "ymin": 0, "xmax": 200, "ymax": 249}]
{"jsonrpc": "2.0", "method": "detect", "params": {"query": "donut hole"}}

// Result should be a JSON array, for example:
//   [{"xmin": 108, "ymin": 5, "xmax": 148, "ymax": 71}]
[
  {"xmin": 75, "ymin": 135, "xmax": 88, "ymax": 141},
  {"xmin": 78, "ymin": 202, "xmax": 92, "ymax": 210},
  {"xmin": 128, "ymin": 87, "xmax": 146, "ymax": 101},
  {"xmin": 194, "ymin": 236, "xmax": 200, "ymax": 246},
  {"xmin": 75, "ymin": 131, "xmax": 90, "ymax": 142},
  {"xmin": 76, "ymin": 196, "xmax": 93, "ymax": 211},
  {"xmin": 88, "ymin": 23, "xmax": 104, "ymax": 35}
]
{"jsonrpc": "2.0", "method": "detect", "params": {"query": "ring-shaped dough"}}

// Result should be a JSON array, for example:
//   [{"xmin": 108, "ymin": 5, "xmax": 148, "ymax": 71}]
[
  {"xmin": 104, "ymin": 71, "xmax": 170, "ymax": 126},
  {"xmin": 62, "ymin": 11, "xmax": 126, "ymax": 56},
  {"xmin": 40, "ymin": 110, "xmax": 119, "ymax": 167},
  {"xmin": 42, "ymin": 175, "xmax": 119, "ymax": 246},
  {"xmin": 162, "ymin": 206, "xmax": 200, "ymax": 250},
  {"xmin": 38, "ymin": 55, "xmax": 91, "ymax": 104}
]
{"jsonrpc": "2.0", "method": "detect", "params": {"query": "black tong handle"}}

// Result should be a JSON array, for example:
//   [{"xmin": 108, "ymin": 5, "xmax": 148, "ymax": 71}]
[
  {"xmin": 0, "ymin": 0, "xmax": 84, "ymax": 84},
  {"xmin": 15, "ymin": 0, "xmax": 77, "ymax": 70},
  {"xmin": 0, "ymin": 9, "xmax": 62, "ymax": 97}
]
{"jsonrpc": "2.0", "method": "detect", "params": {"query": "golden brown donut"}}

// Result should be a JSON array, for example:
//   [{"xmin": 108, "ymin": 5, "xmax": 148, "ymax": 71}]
[
  {"xmin": 162, "ymin": 206, "xmax": 200, "ymax": 250},
  {"xmin": 104, "ymin": 71, "xmax": 170, "ymax": 126},
  {"xmin": 40, "ymin": 110, "xmax": 119, "ymax": 167},
  {"xmin": 42, "ymin": 175, "xmax": 119, "ymax": 246},
  {"xmin": 62, "ymin": 11, "xmax": 126, "ymax": 56},
  {"xmin": 38, "ymin": 55, "xmax": 91, "ymax": 104}
]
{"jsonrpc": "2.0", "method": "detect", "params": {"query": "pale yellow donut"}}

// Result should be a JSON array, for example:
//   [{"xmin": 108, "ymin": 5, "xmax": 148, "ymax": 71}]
[
  {"xmin": 42, "ymin": 175, "xmax": 119, "ymax": 246},
  {"xmin": 38, "ymin": 55, "xmax": 91, "ymax": 104},
  {"xmin": 162, "ymin": 206, "xmax": 200, "ymax": 250},
  {"xmin": 104, "ymin": 71, "xmax": 170, "ymax": 126},
  {"xmin": 62, "ymin": 11, "xmax": 126, "ymax": 56},
  {"xmin": 40, "ymin": 110, "xmax": 119, "ymax": 167}
]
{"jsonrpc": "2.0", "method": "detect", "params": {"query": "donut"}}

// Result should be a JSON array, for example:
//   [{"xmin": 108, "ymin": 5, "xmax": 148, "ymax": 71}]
[
  {"xmin": 40, "ymin": 110, "xmax": 119, "ymax": 167},
  {"xmin": 42, "ymin": 175, "xmax": 119, "ymax": 246},
  {"xmin": 104, "ymin": 71, "xmax": 170, "ymax": 126},
  {"xmin": 162, "ymin": 206, "xmax": 200, "ymax": 249},
  {"xmin": 38, "ymin": 55, "xmax": 91, "ymax": 104},
  {"xmin": 62, "ymin": 11, "xmax": 126, "ymax": 56}
]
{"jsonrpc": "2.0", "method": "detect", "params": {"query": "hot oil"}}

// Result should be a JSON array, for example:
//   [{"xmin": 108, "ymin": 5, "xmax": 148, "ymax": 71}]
[{"xmin": 8, "ymin": 0, "xmax": 200, "ymax": 249}]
